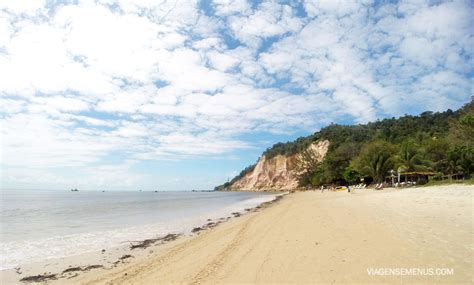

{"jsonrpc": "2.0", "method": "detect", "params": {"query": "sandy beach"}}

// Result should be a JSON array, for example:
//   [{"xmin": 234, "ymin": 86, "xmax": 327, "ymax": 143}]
[{"xmin": 2, "ymin": 184, "xmax": 473, "ymax": 284}]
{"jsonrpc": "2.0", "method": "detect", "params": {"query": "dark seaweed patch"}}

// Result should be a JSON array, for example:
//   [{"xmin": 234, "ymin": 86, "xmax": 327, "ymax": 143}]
[
  {"xmin": 130, "ymin": 233, "xmax": 181, "ymax": 249},
  {"xmin": 20, "ymin": 274, "xmax": 57, "ymax": 283}
]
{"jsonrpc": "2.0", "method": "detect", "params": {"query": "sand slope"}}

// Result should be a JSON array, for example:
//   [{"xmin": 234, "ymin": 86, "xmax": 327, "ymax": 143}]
[{"xmin": 74, "ymin": 185, "xmax": 473, "ymax": 284}]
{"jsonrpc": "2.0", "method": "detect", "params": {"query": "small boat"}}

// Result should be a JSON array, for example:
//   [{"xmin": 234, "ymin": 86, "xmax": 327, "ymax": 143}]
[
  {"xmin": 71, "ymin": 188, "xmax": 79, "ymax": 192},
  {"xmin": 334, "ymin": 186, "xmax": 347, "ymax": 192}
]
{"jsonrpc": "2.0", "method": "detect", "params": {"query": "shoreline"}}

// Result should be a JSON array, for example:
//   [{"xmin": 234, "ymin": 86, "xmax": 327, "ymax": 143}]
[
  {"xmin": 80, "ymin": 184, "xmax": 472, "ymax": 284},
  {"xmin": 0, "ymin": 193, "xmax": 287, "ymax": 284},
  {"xmin": 2, "ymin": 185, "xmax": 473, "ymax": 284}
]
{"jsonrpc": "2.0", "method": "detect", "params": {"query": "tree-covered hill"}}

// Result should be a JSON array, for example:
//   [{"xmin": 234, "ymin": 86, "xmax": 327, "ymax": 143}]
[{"xmin": 217, "ymin": 100, "xmax": 473, "ymax": 190}]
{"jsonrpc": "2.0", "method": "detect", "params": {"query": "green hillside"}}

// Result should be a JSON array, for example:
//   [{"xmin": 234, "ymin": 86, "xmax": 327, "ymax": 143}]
[{"xmin": 217, "ymin": 100, "xmax": 473, "ymax": 190}]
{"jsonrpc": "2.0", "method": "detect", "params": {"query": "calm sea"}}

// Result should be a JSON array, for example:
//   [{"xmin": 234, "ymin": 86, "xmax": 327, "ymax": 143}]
[{"xmin": 0, "ymin": 190, "xmax": 277, "ymax": 269}]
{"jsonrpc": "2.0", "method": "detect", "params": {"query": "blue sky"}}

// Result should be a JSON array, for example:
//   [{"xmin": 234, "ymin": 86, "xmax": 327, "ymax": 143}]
[{"xmin": 1, "ymin": 0, "xmax": 472, "ymax": 190}]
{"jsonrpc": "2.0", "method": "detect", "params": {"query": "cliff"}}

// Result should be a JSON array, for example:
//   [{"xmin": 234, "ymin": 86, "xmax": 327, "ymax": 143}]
[
  {"xmin": 225, "ymin": 140, "xmax": 329, "ymax": 191},
  {"xmin": 217, "ymin": 101, "xmax": 472, "ymax": 191}
]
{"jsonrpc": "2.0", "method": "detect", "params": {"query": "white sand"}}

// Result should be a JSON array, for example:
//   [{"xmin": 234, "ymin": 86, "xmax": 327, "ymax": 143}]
[{"xmin": 1, "ymin": 184, "xmax": 472, "ymax": 284}]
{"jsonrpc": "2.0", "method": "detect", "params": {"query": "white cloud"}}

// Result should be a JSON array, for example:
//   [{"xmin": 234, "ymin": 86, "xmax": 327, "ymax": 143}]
[
  {"xmin": 154, "ymin": 48, "xmax": 234, "ymax": 92},
  {"xmin": 207, "ymin": 50, "xmax": 240, "ymax": 72},
  {"xmin": 0, "ymin": 0, "xmax": 45, "ymax": 15},
  {"xmin": 29, "ymin": 96, "xmax": 91, "ymax": 114},
  {"xmin": 2, "ymin": 113, "xmax": 112, "ymax": 168},
  {"xmin": 156, "ymin": 132, "xmax": 249, "ymax": 156},
  {"xmin": 192, "ymin": 37, "xmax": 225, "ymax": 51},
  {"xmin": 213, "ymin": 0, "xmax": 252, "ymax": 16},
  {"xmin": 0, "ymin": 13, "xmax": 12, "ymax": 48},
  {"xmin": 261, "ymin": 0, "xmax": 472, "ymax": 119},
  {"xmin": 0, "ymin": 0, "xmax": 472, "ymax": 189},
  {"xmin": 0, "ymin": 18, "xmax": 116, "ymax": 97},
  {"xmin": 227, "ymin": 2, "xmax": 303, "ymax": 47},
  {"xmin": 303, "ymin": 0, "xmax": 364, "ymax": 18}
]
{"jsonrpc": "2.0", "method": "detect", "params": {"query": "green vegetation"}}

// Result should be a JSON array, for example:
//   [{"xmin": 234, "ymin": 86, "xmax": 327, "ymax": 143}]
[
  {"xmin": 221, "ymin": 100, "xmax": 473, "ymax": 189},
  {"xmin": 300, "ymin": 100, "xmax": 473, "ymax": 186},
  {"xmin": 351, "ymin": 140, "xmax": 397, "ymax": 183}
]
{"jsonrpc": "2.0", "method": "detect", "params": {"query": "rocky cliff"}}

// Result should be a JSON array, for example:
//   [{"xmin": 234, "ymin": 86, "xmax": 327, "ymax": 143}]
[{"xmin": 226, "ymin": 140, "xmax": 329, "ymax": 191}]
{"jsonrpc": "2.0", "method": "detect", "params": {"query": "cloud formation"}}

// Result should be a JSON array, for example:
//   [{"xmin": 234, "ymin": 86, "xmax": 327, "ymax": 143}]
[{"xmin": 1, "ymin": 0, "xmax": 472, "ymax": 189}]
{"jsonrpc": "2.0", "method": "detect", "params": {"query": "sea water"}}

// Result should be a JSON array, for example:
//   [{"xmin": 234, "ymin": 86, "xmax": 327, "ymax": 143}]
[{"xmin": 0, "ymin": 190, "xmax": 278, "ymax": 269}]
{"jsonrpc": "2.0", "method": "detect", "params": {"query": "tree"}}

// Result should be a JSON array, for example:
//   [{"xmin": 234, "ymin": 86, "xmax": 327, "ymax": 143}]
[
  {"xmin": 343, "ymin": 166, "xmax": 360, "ymax": 184},
  {"xmin": 396, "ymin": 140, "xmax": 431, "ymax": 182},
  {"xmin": 352, "ymin": 141, "xmax": 396, "ymax": 183},
  {"xmin": 217, "ymin": 101, "xmax": 473, "ymax": 190},
  {"xmin": 423, "ymin": 138, "xmax": 450, "ymax": 173},
  {"xmin": 309, "ymin": 165, "xmax": 328, "ymax": 186},
  {"xmin": 322, "ymin": 142, "xmax": 361, "ymax": 184},
  {"xmin": 449, "ymin": 100, "xmax": 474, "ymax": 146},
  {"xmin": 295, "ymin": 147, "xmax": 324, "ymax": 187},
  {"xmin": 444, "ymin": 146, "xmax": 474, "ymax": 178}
]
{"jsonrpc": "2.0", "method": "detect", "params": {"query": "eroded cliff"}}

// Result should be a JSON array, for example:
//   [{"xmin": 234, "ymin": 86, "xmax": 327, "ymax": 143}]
[{"xmin": 227, "ymin": 140, "xmax": 329, "ymax": 191}]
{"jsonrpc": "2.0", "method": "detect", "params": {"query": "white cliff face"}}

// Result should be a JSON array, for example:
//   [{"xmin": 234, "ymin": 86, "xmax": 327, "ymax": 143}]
[{"xmin": 228, "ymin": 140, "xmax": 330, "ymax": 191}]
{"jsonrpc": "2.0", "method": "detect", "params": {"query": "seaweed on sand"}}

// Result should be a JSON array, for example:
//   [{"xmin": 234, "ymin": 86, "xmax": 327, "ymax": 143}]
[
  {"xmin": 61, "ymin": 265, "xmax": 104, "ymax": 274},
  {"xmin": 119, "ymin": 254, "xmax": 133, "ymax": 260},
  {"xmin": 129, "ymin": 233, "xmax": 181, "ymax": 249},
  {"xmin": 20, "ymin": 274, "xmax": 57, "ymax": 283}
]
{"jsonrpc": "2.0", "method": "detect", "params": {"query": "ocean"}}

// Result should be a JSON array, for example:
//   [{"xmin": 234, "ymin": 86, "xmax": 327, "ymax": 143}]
[{"xmin": 0, "ymin": 190, "xmax": 278, "ymax": 270}]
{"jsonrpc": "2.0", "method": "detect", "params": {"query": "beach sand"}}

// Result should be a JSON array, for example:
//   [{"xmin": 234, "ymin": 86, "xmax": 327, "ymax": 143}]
[{"xmin": 2, "ymin": 185, "xmax": 472, "ymax": 284}]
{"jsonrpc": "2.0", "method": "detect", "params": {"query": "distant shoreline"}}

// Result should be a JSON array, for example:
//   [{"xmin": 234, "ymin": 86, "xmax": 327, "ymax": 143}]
[{"xmin": 222, "ymin": 179, "xmax": 474, "ymax": 192}]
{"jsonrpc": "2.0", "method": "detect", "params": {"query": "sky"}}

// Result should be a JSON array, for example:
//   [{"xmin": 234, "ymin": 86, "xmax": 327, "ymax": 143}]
[{"xmin": 0, "ymin": 0, "xmax": 472, "ymax": 191}]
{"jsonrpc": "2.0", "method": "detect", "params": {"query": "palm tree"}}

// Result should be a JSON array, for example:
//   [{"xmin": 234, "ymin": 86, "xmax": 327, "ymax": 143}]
[
  {"xmin": 353, "ymin": 141, "xmax": 396, "ymax": 183},
  {"xmin": 396, "ymin": 141, "xmax": 430, "ymax": 182},
  {"xmin": 445, "ymin": 159, "xmax": 463, "ymax": 180},
  {"xmin": 443, "ymin": 146, "xmax": 473, "ymax": 180}
]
